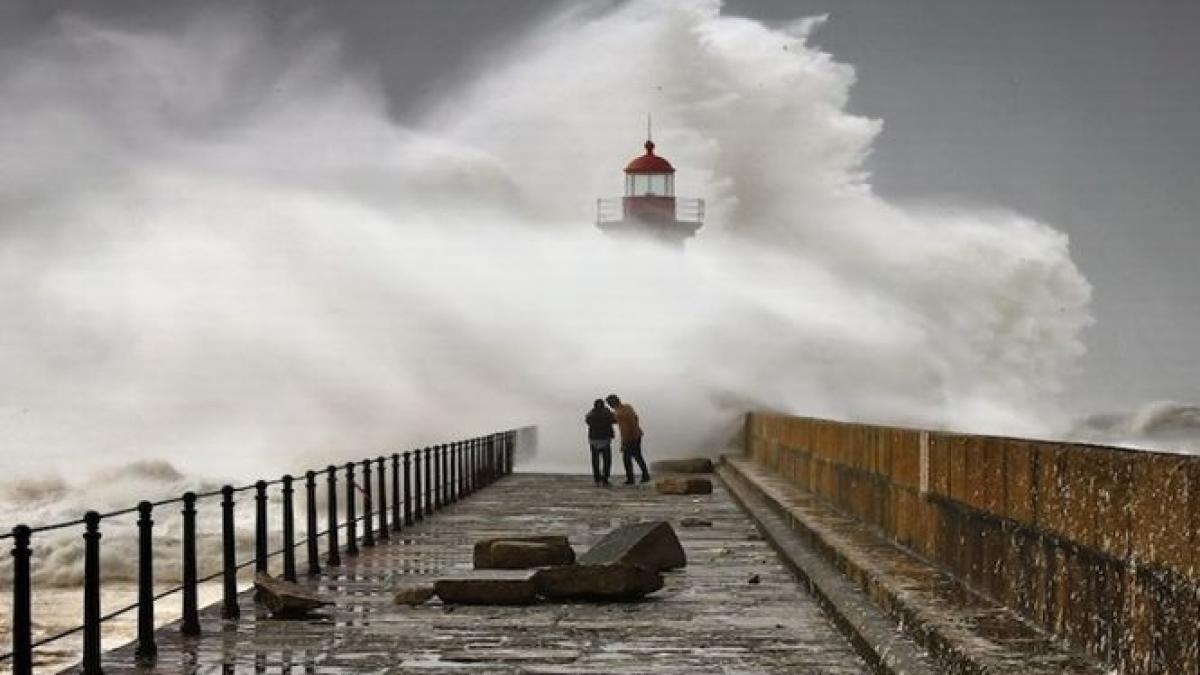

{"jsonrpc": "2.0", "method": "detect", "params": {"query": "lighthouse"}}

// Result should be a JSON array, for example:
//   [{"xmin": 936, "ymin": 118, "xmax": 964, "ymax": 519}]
[{"xmin": 595, "ymin": 135, "xmax": 704, "ymax": 247}]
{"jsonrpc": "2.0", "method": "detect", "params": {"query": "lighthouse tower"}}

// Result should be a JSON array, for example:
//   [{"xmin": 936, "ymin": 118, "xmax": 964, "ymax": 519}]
[{"xmin": 595, "ymin": 135, "xmax": 704, "ymax": 247}]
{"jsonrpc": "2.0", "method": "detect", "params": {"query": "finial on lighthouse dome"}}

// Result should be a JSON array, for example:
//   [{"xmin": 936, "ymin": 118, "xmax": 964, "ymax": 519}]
[{"xmin": 625, "ymin": 139, "xmax": 675, "ymax": 174}]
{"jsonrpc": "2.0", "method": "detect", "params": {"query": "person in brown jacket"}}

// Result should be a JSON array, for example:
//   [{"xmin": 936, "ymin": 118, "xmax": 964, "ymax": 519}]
[{"xmin": 606, "ymin": 394, "xmax": 651, "ymax": 484}]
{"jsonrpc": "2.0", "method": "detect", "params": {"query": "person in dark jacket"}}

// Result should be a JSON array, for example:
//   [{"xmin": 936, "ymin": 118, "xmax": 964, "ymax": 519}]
[{"xmin": 585, "ymin": 398, "xmax": 615, "ymax": 486}]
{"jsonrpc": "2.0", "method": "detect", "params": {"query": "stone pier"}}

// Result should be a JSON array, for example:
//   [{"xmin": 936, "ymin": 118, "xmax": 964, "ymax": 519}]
[{"xmin": 94, "ymin": 474, "xmax": 872, "ymax": 674}]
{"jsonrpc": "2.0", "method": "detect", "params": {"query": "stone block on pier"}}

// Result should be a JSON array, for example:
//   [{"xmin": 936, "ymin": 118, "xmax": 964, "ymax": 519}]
[
  {"xmin": 254, "ymin": 573, "xmax": 333, "ymax": 618},
  {"xmin": 473, "ymin": 535, "xmax": 576, "ymax": 569},
  {"xmin": 393, "ymin": 584, "xmax": 436, "ymax": 606},
  {"xmin": 651, "ymin": 458, "xmax": 715, "ymax": 474},
  {"xmin": 533, "ymin": 563, "xmax": 663, "ymax": 601},
  {"xmin": 434, "ymin": 571, "xmax": 539, "ymax": 605},
  {"xmin": 655, "ymin": 477, "xmax": 713, "ymax": 495},
  {"xmin": 578, "ymin": 521, "xmax": 686, "ymax": 572}
]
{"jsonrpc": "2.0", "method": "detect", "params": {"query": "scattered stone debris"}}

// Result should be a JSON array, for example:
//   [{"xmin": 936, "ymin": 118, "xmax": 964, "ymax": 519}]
[
  {"xmin": 748, "ymin": 574, "xmax": 761, "ymax": 585},
  {"xmin": 490, "ymin": 540, "xmax": 576, "ymax": 569},
  {"xmin": 679, "ymin": 517, "xmax": 713, "ymax": 528},
  {"xmin": 434, "ymin": 523, "xmax": 684, "ymax": 606},
  {"xmin": 434, "ymin": 572, "xmax": 539, "ymax": 605},
  {"xmin": 474, "ymin": 536, "xmax": 576, "ymax": 569},
  {"xmin": 533, "ymin": 564, "xmax": 663, "ymax": 601},
  {"xmin": 655, "ymin": 477, "xmax": 714, "ymax": 495},
  {"xmin": 650, "ymin": 458, "xmax": 715, "ymax": 474},
  {"xmin": 254, "ymin": 573, "xmax": 333, "ymax": 618},
  {"xmin": 393, "ymin": 584, "xmax": 436, "ymax": 606},
  {"xmin": 578, "ymin": 521, "xmax": 687, "ymax": 572}
]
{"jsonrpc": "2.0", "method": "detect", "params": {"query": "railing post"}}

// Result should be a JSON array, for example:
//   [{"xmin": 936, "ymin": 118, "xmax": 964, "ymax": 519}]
[
  {"xmin": 449, "ymin": 442, "xmax": 458, "ymax": 504},
  {"xmin": 325, "ymin": 466, "xmax": 341, "ymax": 567},
  {"xmin": 305, "ymin": 471, "xmax": 320, "ymax": 576},
  {"xmin": 451, "ymin": 441, "xmax": 459, "ymax": 500},
  {"xmin": 282, "ymin": 475, "xmax": 297, "ymax": 582},
  {"xmin": 391, "ymin": 453, "xmax": 402, "ymax": 532},
  {"xmin": 362, "ymin": 460, "xmax": 375, "ymax": 547},
  {"xmin": 377, "ymin": 457, "xmax": 389, "ymax": 540},
  {"xmin": 221, "ymin": 486, "xmax": 239, "ymax": 619},
  {"xmin": 433, "ymin": 444, "xmax": 442, "ymax": 510},
  {"xmin": 423, "ymin": 447, "xmax": 433, "ymax": 515},
  {"xmin": 345, "ymin": 462, "xmax": 358, "ymax": 556},
  {"xmin": 508, "ymin": 430, "xmax": 516, "ymax": 474},
  {"xmin": 484, "ymin": 436, "xmax": 492, "ymax": 485},
  {"xmin": 444, "ymin": 444, "xmax": 451, "ymax": 502},
  {"xmin": 254, "ymin": 480, "xmax": 268, "ymax": 574},
  {"xmin": 490, "ymin": 434, "xmax": 497, "ymax": 483},
  {"xmin": 11, "ymin": 525, "xmax": 32, "ymax": 675},
  {"xmin": 309, "ymin": 468, "xmax": 324, "ymax": 571},
  {"xmin": 181, "ymin": 492, "xmax": 200, "ymax": 636},
  {"xmin": 470, "ymin": 438, "xmax": 478, "ymax": 493},
  {"xmin": 459, "ymin": 440, "xmax": 467, "ymax": 496},
  {"xmin": 135, "ymin": 501, "xmax": 157, "ymax": 663},
  {"xmin": 82, "ymin": 511, "xmax": 102, "ymax": 675},
  {"xmin": 500, "ymin": 432, "xmax": 508, "ymax": 475},
  {"xmin": 413, "ymin": 450, "xmax": 423, "ymax": 521},
  {"xmin": 482, "ymin": 436, "xmax": 490, "ymax": 485},
  {"xmin": 496, "ymin": 434, "xmax": 502, "ymax": 480},
  {"xmin": 481, "ymin": 436, "xmax": 489, "ymax": 485},
  {"xmin": 404, "ymin": 451, "xmax": 414, "ymax": 524},
  {"xmin": 493, "ymin": 435, "xmax": 499, "ymax": 479},
  {"xmin": 464, "ymin": 439, "xmax": 472, "ymax": 495}
]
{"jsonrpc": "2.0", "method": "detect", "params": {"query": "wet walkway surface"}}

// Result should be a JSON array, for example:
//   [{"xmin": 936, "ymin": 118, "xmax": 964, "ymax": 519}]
[{"xmin": 98, "ymin": 474, "xmax": 871, "ymax": 674}]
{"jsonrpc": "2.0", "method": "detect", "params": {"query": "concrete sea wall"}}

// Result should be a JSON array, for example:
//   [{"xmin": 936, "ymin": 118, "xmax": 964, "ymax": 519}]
[{"xmin": 745, "ymin": 412, "xmax": 1199, "ymax": 674}]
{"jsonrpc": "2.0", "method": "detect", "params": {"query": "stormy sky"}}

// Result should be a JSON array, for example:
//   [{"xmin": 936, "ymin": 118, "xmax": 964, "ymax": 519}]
[{"xmin": 3, "ymin": 0, "xmax": 1197, "ymax": 414}]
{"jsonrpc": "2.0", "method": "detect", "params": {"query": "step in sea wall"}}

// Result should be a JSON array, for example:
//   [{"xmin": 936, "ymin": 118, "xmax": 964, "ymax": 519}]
[{"xmin": 744, "ymin": 412, "xmax": 1200, "ymax": 674}]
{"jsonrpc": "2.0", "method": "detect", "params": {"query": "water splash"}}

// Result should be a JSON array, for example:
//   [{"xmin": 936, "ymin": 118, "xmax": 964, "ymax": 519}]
[{"xmin": 1, "ymin": 1, "xmax": 1090, "ymax": 498}]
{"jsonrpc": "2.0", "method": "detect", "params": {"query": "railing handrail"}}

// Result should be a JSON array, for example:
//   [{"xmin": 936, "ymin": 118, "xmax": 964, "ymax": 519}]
[
  {"xmin": 1, "ymin": 428, "xmax": 525, "ymax": 672},
  {"xmin": 0, "ymin": 475, "xmax": 297, "ymax": 541}
]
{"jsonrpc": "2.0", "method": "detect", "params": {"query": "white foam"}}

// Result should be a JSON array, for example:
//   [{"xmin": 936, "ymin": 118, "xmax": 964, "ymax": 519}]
[{"xmin": 0, "ymin": 1, "xmax": 1093, "ymax": 576}]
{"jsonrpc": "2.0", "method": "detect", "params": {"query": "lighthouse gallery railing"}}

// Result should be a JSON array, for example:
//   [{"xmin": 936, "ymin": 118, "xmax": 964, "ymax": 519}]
[{"xmin": 595, "ymin": 197, "xmax": 705, "ymax": 225}]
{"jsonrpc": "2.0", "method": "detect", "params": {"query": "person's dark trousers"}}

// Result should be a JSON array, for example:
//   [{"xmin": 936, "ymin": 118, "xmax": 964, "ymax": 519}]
[
  {"xmin": 590, "ymin": 441, "xmax": 612, "ymax": 485},
  {"xmin": 621, "ymin": 436, "xmax": 650, "ymax": 483}
]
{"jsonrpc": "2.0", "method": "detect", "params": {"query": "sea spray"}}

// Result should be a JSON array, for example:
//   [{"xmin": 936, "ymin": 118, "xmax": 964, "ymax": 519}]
[{"xmin": 0, "ymin": 0, "xmax": 1091, "ymax": 571}]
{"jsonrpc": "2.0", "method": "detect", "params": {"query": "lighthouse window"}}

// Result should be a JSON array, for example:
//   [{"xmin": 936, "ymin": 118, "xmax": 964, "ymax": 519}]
[{"xmin": 626, "ymin": 173, "xmax": 675, "ymax": 197}]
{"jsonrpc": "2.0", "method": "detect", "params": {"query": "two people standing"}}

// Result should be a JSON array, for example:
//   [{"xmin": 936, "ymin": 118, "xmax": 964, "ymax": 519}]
[{"xmin": 585, "ymin": 394, "xmax": 651, "ymax": 486}]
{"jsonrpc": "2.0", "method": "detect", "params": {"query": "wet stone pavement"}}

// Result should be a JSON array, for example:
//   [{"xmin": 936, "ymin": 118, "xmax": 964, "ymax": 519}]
[{"xmin": 99, "ymin": 474, "xmax": 871, "ymax": 674}]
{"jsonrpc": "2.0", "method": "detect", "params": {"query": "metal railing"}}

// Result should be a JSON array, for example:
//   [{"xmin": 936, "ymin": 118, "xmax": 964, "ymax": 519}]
[
  {"xmin": 675, "ymin": 197, "xmax": 705, "ymax": 224},
  {"xmin": 594, "ymin": 197, "xmax": 705, "ymax": 225},
  {"xmin": 1, "ymin": 429, "xmax": 520, "ymax": 675},
  {"xmin": 595, "ymin": 198, "xmax": 623, "ymax": 225}
]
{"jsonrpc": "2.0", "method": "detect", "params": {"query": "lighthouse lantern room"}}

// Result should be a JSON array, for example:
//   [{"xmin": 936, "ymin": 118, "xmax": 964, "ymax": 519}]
[{"xmin": 596, "ymin": 133, "xmax": 704, "ymax": 247}]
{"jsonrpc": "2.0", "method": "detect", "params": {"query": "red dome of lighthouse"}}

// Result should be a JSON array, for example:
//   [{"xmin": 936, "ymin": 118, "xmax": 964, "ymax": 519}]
[{"xmin": 624, "ymin": 140, "xmax": 675, "ymax": 174}]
